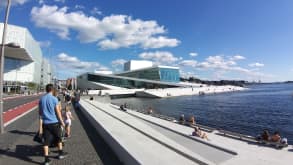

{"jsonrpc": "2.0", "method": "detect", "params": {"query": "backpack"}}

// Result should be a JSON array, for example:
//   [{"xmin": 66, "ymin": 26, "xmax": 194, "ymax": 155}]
[{"xmin": 65, "ymin": 94, "xmax": 71, "ymax": 102}]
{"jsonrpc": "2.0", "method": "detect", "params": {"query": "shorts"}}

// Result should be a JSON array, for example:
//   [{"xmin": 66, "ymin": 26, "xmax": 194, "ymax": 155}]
[
  {"xmin": 65, "ymin": 119, "xmax": 71, "ymax": 126},
  {"xmin": 43, "ymin": 123, "xmax": 62, "ymax": 146}
]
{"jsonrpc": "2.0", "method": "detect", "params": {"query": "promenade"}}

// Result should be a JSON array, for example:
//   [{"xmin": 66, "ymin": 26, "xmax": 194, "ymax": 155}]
[
  {"xmin": 79, "ymin": 96, "xmax": 293, "ymax": 165},
  {"xmin": 1, "ymin": 95, "xmax": 292, "ymax": 165},
  {"xmin": 0, "ymin": 100, "xmax": 121, "ymax": 165}
]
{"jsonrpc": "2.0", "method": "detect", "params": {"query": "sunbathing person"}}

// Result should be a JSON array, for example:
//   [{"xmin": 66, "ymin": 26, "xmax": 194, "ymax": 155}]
[
  {"xmin": 271, "ymin": 131, "xmax": 281, "ymax": 142},
  {"xmin": 192, "ymin": 127, "xmax": 209, "ymax": 140}
]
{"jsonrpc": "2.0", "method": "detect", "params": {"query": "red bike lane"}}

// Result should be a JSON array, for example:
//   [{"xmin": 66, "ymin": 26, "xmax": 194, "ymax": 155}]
[{"xmin": 3, "ymin": 99, "xmax": 39, "ymax": 126}]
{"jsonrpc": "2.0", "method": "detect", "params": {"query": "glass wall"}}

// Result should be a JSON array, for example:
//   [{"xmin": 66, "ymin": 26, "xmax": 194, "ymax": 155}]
[
  {"xmin": 87, "ymin": 74, "xmax": 178, "ymax": 89},
  {"xmin": 159, "ymin": 68, "xmax": 180, "ymax": 83},
  {"xmin": 117, "ymin": 67, "xmax": 180, "ymax": 83},
  {"xmin": 117, "ymin": 67, "xmax": 161, "ymax": 81}
]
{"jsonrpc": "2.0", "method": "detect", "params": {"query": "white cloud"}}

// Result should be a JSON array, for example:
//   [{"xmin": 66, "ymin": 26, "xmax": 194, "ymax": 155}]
[
  {"xmin": 38, "ymin": 0, "xmax": 44, "ymax": 4},
  {"xmin": 90, "ymin": 7, "xmax": 102, "ymax": 15},
  {"xmin": 139, "ymin": 51, "xmax": 179, "ymax": 64},
  {"xmin": 111, "ymin": 59, "xmax": 127, "ymax": 67},
  {"xmin": 75, "ymin": 5, "xmax": 85, "ymax": 10},
  {"xmin": 179, "ymin": 60, "xmax": 197, "ymax": 67},
  {"xmin": 200, "ymin": 55, "xmax": 236, "ymax": 69},
  {"xmin": 98, "ymin": 66, "xmax": 109, "ymax": 71},
  {"xmin": 231, "ymin": 55, "xmax": 245, "ymax": 60},
  {"xmin": 180, "ymin": 55, "xmax": 270, "ymax": 80},
  {"xmin": 111, "ymin": 59, "xmax": 127, "ymax": 71},
  {"xmin": 54, "ymin": 0, "xmax": 65, "ymax": 3},
  {"xmin": 31, "ymin": 5, "xmax": 180, "ymax": 49},
  {"xmin": 140, "ymin": 36, "xmax": 179, "ymax": 49},
  {"xmin": 180, "ymin": 70, "xmax": 198, "ymax": 79},
  {"xmin": 0, "ymin": 0, "xmax": 29, "ymax": 6},
  {"xmin": 249, "ymin": 62, "xmax": 264, "ymax": 67},
  {"xmin": 189, "ymin": 52, "xmax": 198, "ymax": 57},
  {"xmin": 37, "ymin": 40, "xmax": 51, "ymax": 48},
  {"xmin": 56, "ymin": 53, "xmax": 108, "ymax": 72}
]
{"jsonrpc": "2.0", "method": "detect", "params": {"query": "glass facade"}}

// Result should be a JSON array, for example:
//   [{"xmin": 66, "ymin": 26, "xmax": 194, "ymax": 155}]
[
  {"xmin": 117, "ymin": 68, "xmax": 160, "ymax": 81},
  {"xmin": 117, "ymin": 67, "xmax": 179, "ymax": 83},
  {"xmin": 159, "ymin": 68, "xmax": 180, "ymax": 83},
  {"xmin": 87, "ymin": 73, "xmax": 178, "ymax": 89}
]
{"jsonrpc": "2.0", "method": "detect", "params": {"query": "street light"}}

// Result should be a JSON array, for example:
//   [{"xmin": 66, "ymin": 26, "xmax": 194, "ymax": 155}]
[{"xmin": 0, "ymin": 0, "xmax": 11, "ymax": 134}]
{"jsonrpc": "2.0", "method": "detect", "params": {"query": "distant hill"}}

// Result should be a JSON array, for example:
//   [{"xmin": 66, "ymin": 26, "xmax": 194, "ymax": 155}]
[
  {"xmin": 284, "ymin": 81, "xmax": 293, "ymax": 83},
  {"xmin": 180, "ymin": 77, "xmax": 246, "ymax": 87}
]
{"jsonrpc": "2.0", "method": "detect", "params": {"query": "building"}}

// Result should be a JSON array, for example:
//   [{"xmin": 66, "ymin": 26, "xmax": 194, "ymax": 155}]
[
  {"xmin": 117, "ymin": 65, "xmax": 180, "ymax": 83},
  {"xmin": 94, "ymin": 70, "xmax": 113, "ymax": 75},
  {"xmin": 0, "ymin": 23, "xmax": 52, "ymax": 92},
  {"xmin": 40, "ymin": 58, "xmax": 52, "ymax": 88},
  {"xmin": 77, "ymin": 60, "xmax": 181, "ymax": 90},
  {"xmin": 124, "ymin": 60, "xmax": 153, "ymax": 71},
  {"xmin": 66, "ymin": 78, "xmax": 77, "ymax": 90}
]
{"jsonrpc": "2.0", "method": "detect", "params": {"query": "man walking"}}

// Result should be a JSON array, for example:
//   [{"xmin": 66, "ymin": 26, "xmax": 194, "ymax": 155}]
[{"xmin": 39, "ymin": 84, "xmax": 67, "ymax": 165}]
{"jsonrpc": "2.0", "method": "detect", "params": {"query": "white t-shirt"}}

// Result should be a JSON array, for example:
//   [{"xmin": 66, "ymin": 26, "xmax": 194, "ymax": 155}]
[{"xmin": 64, "ymin": 111, "xmax": 72, "ymax": 125}]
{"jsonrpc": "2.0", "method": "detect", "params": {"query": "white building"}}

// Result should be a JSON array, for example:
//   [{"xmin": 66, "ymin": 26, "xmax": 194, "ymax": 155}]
[
  {"xmin": 124, "ymin": 60, "xmax": 153, "ymax": 71},
  {"xmin": 94, "ymin": 70, "xmax": 113, "ymax": 75},
  {"xmin": 40, "ymin": 58, "xmax": 52, "ymax": 87},
  {"xmin": 0, "ymin": 23, "xmax": 52, "ymax": 91}
]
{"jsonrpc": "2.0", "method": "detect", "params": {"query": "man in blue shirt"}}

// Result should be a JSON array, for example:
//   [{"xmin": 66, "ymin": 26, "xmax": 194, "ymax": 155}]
[{"xmin": 39, "ymin": 84, "xmax": 67, "ymax": 165}]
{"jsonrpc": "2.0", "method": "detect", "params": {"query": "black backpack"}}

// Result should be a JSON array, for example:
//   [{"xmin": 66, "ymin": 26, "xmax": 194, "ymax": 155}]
[{"xmin": 65, "ymin": 94, "xmax": 71, "ymax": 102}]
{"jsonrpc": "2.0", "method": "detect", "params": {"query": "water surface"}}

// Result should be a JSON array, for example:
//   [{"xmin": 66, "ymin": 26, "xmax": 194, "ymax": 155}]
[{"xmin": 112, "ymin": 83, "xmax": 293, "ymax": 143}]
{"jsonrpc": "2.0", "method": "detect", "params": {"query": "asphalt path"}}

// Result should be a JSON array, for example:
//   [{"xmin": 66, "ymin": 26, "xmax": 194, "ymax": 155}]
[{"xmin": 3, "ymin": 95, "xmax": 43, "ymax": 112}]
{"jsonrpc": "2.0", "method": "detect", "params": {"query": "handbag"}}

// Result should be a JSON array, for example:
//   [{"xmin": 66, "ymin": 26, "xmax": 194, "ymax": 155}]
[{"xmin": 33, "ymin": 131, "xmax": 43, "ymax": 143}]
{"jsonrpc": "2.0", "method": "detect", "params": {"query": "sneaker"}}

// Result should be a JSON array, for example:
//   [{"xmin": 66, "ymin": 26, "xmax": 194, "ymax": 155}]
[
  {"xmin": 58, "ymin": 152, "xmax": 68, "ymax": 159},
  {"xmin": 44, "ymin": 158, "xmax": 51, "ymax": 165}
]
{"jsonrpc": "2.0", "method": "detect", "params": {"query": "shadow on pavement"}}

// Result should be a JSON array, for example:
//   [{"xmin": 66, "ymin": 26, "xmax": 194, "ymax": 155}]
[
  {"xmin": 288, "ymin": 149, "xmax": 293, "ymax": 152},
  {"xmin": 74, "ymin": 106, "xmax": 122, "ymax": 165},
  {"xmin": 0, "ymin": 145, "xmax": 43, "ymax": 164},
  {"xmin": 9, "ymin": 130, "xmax": 36, "ymax": 137}
]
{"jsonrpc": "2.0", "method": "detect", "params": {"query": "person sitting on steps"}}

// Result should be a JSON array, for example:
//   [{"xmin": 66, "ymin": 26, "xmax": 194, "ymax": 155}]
[
  {"xmin": 271, "ymin": 131, "xmax": 281, "ymax": 143},
  {"xmin": 192, "ymin": 127, "xmax": 209, "ymax": 140},
  {"xmin": 189, "ymin": 115, "xmax": 196, "ymax": 126},
  {"xmin": 179, "ymin": 114, "xmax": 185, "ymax": 124}
]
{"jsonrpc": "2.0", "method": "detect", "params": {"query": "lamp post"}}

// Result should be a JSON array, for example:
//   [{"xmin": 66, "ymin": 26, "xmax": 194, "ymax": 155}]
[{"xmin": 0, "ymin": 0, "xmax": 11, "ymax": 134}]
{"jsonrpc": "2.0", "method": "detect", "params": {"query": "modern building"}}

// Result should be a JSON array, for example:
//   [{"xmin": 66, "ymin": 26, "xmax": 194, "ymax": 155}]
[
  {"xmin": 40, "ymin": 58, "xmax": 52, "ymax": 88},
  {"xmin": 124, "ymin": 60, "xmax": 153, "ymax": 71},
  {"xmin": 66, "ymin": 78, "xmax": 77, "ymax": 90},
  {"xmin": 117, "ymin": 66, "xmax": 180, "ymax": 83},
  {"xmin": 77, "ymin": 60, "xmax": 181, "ymax": 90},
  {"xmin": 0, "ymin": 23, "xmax": 52, "ymax": 92}
]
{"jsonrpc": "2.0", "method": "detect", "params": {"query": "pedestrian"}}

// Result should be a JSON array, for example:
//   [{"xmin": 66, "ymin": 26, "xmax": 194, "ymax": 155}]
[
  {"xmin": 39, "ymin": 84, "xmax": 67, "ymax": 165},
  {"xmin": 64, "ymin": 105, "xmax": 74, "ymax": 137},
  {"xmin": 73, "ymin": 90, "xmax": 80, "ymax": 109}
]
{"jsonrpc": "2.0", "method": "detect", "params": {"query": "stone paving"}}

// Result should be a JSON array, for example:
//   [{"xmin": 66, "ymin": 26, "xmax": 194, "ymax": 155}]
[{"xmin": 0, "ymin": 103, "xmax": 121, "ymax": 165}]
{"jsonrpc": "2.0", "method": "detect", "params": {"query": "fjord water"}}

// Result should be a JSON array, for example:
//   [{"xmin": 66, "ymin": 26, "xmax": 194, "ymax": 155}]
[{"xmin": 112, "ymin": 83, "xmax": 293, "ymax": 143}]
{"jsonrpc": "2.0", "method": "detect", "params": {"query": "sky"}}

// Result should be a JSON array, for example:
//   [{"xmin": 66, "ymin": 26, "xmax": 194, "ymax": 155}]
[{"xmin": 1, "ymin": 0, "xmax": 293, "ymax": 82}]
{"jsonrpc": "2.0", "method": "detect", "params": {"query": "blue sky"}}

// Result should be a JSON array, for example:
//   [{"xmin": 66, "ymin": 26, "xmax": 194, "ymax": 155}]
[{"xmin": 1, "ymin": 0, "xmax": 293, "ymax": 82}]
